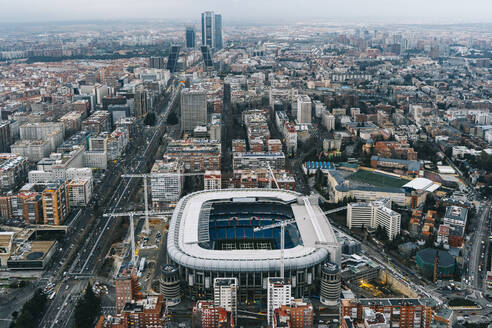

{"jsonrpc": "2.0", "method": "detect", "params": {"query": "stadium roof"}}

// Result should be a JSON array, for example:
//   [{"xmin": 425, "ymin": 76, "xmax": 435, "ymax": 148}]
[
  {"xmin": 403, "ymin": 178, "xmax": 440, "ymax": 192},
  {"xmin": 167, "ymin": 189, "xmax": 340, "ymax": 272}
]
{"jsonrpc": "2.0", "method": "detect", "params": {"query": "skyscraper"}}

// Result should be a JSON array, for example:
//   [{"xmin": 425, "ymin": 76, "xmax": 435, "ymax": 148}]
[
  {"xmin": 186, "ymin": 26, "xmax": 196, "ymax": 49},
  {"xmin": 180, "ymin": 88, "xmax": 207, "ymax": 132},
  {"xmin": 201, "ymin": 11, "xmax": 223, "ymax": 50},
  {"xmin": 214, "ymin": 14, "xmax": 223, "ymax": 49},
  {"xmin": 202, "ymin": 11, "xmax": 214, "ymax": 48}
]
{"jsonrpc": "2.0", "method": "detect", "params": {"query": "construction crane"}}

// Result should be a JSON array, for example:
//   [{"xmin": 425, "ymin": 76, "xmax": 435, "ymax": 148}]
[
  {"xmin": 122, "ymin": 172, "xmax": 204, "ymax": 233},
  {"xmin": 103, "ymin": 210, "xmax": 173, "ymax": 265},
  {"xmin": 253, "ymin": 199, "xmax": 345, "ymax": 279},
  {"xmin": 254, "ymin": 218, "xmax": 295, "ymax": 279},
  {"xmin": 266, "ymin": 162, "xmax": 280, "ymax": 189}
]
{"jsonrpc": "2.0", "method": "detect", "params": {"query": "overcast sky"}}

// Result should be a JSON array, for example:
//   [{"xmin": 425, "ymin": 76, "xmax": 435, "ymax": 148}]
[{"xmin": 1, "ymin": 0, "xmax": 491, "ymax": 23}]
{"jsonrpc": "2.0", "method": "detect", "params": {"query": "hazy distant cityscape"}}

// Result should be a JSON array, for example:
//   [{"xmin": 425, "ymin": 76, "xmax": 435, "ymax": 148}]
[{"xmin": 0, "ymin": 4, "xmax": 491, "ymax": 328}]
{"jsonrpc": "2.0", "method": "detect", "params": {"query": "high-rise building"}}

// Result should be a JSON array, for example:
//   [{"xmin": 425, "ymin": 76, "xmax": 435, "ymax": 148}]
[
  {"xmin": 296, "ymin": 95, "xmax": 312, "ymax": 123},
  {"xmin": 42, "ymin": 181, "xmax": 70, "ymax": 225},
  {"xmin": 213, "ymin": 278, "xmax": 238, "ymax": 326},
  {"xmin": 201, "ymin": 11, "xmax": 215, "ymax": 48},
  {"xmin": 267, "ymin": 278, "xmax": 292, "ymax": 327},
  {"xmin": 134, "ymin": 88, "xmax": 148, "ymax": 118},
  {"xmin": 186, "ymin": 27, "xmax": 196, "ymax": 48},
  {"xmin": 0, "ymin": 121, "xmax": 11, "ymax": 153},
  {"xmin": 166, "ymin": 45, "xmax": 181, "ymax": 73},
  {"xmin": 149, "ymin": 56, "xmax": 165, "ymax": 69},
  {"xmin": 214, "ymin": 14, "xmax": 223, "ymax": 49},
  {"xmin": 201, "ymin": 11, "xmax": 223, "ymax": 49},
  {"xmin": 181, "ymin": 89, "xmax": 207, "ymax": 132}
]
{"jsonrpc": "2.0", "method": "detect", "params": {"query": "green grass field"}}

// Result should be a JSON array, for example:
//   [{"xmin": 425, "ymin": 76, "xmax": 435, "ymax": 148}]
[{"xmin": 348, "ymin": 170, "xmax": 410, "ymax": 188}]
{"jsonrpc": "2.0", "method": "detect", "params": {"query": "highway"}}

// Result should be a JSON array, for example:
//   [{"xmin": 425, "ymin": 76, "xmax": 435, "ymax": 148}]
[
  {"xmin": 467, "ymin": 200, "xmax": 491, "ymax": 290},
  {"xmin": 37, "ymin": 83, "xmax": 181, "ymax": 328}
]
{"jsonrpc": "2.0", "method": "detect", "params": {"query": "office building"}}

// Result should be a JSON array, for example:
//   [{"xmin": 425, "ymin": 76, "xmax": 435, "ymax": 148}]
[
  {"xmin": 268, "ymin": 278, "xmax": 292, "ymax": 327},
  {"xmin": 150, "ymin": 160, "xmax": 184, "ymax": 208},
  {"xmin": 214, "ymin": 14, "xmax": 223, "ymax": 49},
  {"xmin": 181, "ymin": 89, "xmax": 207, "ymax": 132},
  {"xmin": 149, "ymin": 56, "xmax": 165, "ymax": 69},
  {"xmin": 186, "ymin": 27, "xmax": 196, "ymax": 48},
  {"xmin": 166, "ymin": 45, "xmax": 181, "ymax": 73},
  {"xmin": 201, "ymin": 11, "xmax": 223, "ymax": 49},
  {"xmin": 296, "ymin": 95, "xmax": 312, "ymax": 123},
  {"xmin": 214, "ymin": 278, "xmax": 238, "ymax": 326},
  {"xmin": 134, "ymin": 88, "xmax": 148, "ymax": 118},
  {"xmin": 42, "ymin": 181, "xmax": 70, "ymax": 225}
]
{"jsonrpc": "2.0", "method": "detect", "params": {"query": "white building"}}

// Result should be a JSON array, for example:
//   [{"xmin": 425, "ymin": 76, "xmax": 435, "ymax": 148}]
[
  {"xmin": 322, "ymin": 110, "xmax": 335, "ymax": 131},
  {"xmin": 347, "ymin": 199, "xmax": 401, "ymax": 240},
  {"xmin": 267, "ymin": 278, "xmax": 292, "ymax": 327},
  {"xmin": 67, "ymin": 178, "xmax": 93, "ymax": 207},
  {"xmin": 296, "ymin": 95, "xmax": 312, "ymax": 124},
  {"xmin": 314, "ymin": 100, "xmax": 326, "ymax": 118},
  {"xmin": 204, "ymin": 170, "xmax": 221, "ymax": 190},
  {"xmin": 83, "ymin": 151, "xmax": 107, "ymax": 170},
  {"xmin": 150, "ymin": 160, "xmax": 184, "ymax": 208},
  {"xmin": 283, "ymin": 122, "xmax": 297, "ymax": 155},
  {"xmin": 213, "ymin": 278, "xmax": 238, "ymax": 326}
]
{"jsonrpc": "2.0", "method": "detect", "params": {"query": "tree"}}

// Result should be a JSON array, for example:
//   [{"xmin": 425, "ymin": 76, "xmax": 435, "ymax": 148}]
[
  {"xmin": 12, "ymin": 289, "xmax": 47, "ymax": 328},
  {"xmin": 144, "ymin": 112, "xmax": 156, "ymax": 126},
  {"xmin": 166, "ymin": 111, "xmax": 179, "ymax": 125},
  {"xmin": 74, "ymin": 284, "xmax": 101, "ymax": 328}
]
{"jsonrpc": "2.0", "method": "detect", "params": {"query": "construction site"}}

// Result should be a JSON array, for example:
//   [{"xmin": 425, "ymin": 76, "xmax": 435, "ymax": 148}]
[{"xmin": 341, "ymin": 254, "xmax": 417, "ymax": 299}]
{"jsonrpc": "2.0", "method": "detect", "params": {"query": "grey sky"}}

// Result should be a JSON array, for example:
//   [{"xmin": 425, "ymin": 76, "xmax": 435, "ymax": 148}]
[{"xmin": 1, "ymin": 0, "xmax": 491, "ymax": 23}]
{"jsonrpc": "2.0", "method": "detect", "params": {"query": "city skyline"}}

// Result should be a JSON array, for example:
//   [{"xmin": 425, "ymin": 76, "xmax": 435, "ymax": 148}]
[{"xmin": 1, "ymin": 0, "xmax": 492, "ymax": 23}]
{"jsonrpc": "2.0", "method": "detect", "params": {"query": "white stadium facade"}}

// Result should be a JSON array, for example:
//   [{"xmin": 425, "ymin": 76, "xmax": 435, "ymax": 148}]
[{"xmin": 166, "ymin": 189, "xmax": 340, "ymax": 301}]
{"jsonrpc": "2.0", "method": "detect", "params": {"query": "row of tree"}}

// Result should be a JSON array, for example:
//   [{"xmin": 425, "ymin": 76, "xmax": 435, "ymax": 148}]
[
  {"xmin": 74, "ymin": 284, "xmax": 101, "ymax": 328},
  {"xmin": 10, "ymin": 288, "xmax": 47, "ymax": 328}
]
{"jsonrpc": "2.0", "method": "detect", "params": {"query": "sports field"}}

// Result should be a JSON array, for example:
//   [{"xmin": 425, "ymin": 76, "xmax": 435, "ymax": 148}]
[{"xmin": 347, "ymin": 170, "xmax": 410, "ymax": 188}]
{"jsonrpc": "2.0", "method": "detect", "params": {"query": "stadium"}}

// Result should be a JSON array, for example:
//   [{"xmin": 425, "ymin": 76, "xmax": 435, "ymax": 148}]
[{"xmin": 167, "ymin": 189, "xmax": 340, "ymax": 301}]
